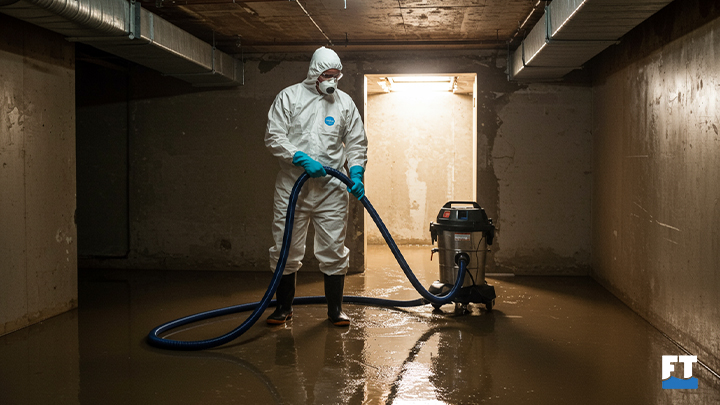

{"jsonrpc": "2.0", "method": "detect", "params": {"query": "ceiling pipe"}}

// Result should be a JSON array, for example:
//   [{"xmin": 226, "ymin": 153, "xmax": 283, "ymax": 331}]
[
  {"xmin": 0, "ymin": 0, "xmax": 243, "ymax": 87},
  {"xmin": 293, "ymin": 0, "xmax": 333, "ymax": 46}
]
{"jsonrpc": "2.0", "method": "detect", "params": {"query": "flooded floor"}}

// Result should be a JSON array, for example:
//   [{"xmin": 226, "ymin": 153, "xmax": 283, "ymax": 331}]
[{"xmin": 1, "ymin": 245, "xmax": 718, "ymax": 404}]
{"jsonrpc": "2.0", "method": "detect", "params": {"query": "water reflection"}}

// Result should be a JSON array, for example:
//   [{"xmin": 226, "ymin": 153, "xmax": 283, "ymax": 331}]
[{"xmin": 1, "ymin": 254, "xmax": 719, "ymax": 404}]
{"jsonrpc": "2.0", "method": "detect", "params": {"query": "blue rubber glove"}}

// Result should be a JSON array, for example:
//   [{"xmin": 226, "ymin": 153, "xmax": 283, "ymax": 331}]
[
  {"xmin": 347, "ymin": 166, "xmax": 365, "ymax": 199},
  {"xmin": 292, "ymin": 151, "xmax": 327, "ymax": 178}
]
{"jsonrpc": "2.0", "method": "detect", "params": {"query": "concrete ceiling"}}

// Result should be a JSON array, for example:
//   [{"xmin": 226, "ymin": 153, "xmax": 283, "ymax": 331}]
[{"xmin": 142, "ymin": 0, "xmax": 546, "ymax": 54}]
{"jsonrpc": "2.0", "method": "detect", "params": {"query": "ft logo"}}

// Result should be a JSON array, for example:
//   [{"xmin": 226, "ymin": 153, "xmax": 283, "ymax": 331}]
[{"xmin": 662, "ymin": 355, "xmax": 698, "ymax": 389}]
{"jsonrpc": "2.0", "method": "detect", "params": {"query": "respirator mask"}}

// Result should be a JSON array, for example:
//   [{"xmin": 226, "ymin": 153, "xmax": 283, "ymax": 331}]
[{"xmin": 318, "ymin": 77, "xmax": 338, "ymax": 95}]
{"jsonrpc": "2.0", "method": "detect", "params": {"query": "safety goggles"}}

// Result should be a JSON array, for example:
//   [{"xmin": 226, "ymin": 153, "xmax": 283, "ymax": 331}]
[{"xmin": 320, "ymin": 72, "xmax": 343, "ymax": 80}]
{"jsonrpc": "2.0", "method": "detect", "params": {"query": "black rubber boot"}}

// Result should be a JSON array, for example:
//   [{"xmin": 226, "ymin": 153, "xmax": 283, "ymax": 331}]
[
  {"xmin": 266, "ymin": 273, "xmax": 296, "ymax": 325},
  {"xmin": 324, "ymin": 274, "xmax": 351, "ymax": 326}
]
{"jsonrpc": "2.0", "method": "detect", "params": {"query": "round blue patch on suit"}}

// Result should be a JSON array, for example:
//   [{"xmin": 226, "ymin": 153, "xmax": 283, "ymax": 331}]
[{"xmin": 325, "ymin": 116, "xmax": 335, "ymax": 126}]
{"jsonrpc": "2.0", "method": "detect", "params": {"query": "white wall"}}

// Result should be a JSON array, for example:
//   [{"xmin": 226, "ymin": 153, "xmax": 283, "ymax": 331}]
[{"xmin": 366, "ymin": 90, "xmax": 475, "ymax": 245}]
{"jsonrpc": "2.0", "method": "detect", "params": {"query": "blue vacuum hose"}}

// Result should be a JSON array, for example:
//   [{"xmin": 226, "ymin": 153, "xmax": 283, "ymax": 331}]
[{"xmin": 147, "ymin": 167, "xmax": 467, "ymax": 350}]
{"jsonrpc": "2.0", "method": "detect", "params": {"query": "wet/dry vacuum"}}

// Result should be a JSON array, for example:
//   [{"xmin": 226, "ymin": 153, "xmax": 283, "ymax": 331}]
[{"xmin": 429, "ymin": 201, "xmax": 496, "ymax": 311}]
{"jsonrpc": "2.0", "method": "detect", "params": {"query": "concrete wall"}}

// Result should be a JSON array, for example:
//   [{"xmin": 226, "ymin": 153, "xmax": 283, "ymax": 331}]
[
  {"xmin": 494, "ymin": 84, "xmax": 593, "ymax": 274},
  {"xmin": 78, "ymin": 49, "xmax": 592, "ymax": 275},
  {"xmin": 366, "ymin": 90, "xmax": 475, "ymax": 245},
  {"xmin": 0, "ymin": 15, "xmax": 77, "ymax": 336},
  {"xmin": 128, "ymin": 73, "xmax": 281, "ymax": 271},
  {"xmin": 591, "ymin": 0, "xmax": 720, "ymax": 372},
  {"xmin": 78, "ymin": 57, "xmax": 345, "ymax": 273}
]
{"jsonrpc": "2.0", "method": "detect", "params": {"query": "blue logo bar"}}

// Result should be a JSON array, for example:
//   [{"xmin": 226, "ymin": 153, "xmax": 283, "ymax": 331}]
[
  {"xmin": 662, "ymin": 376, "xmax": 699, "ymax": 389},
  {"xmin": 325, "ymin": 116, "xmax": 335, "ymax": 126}
]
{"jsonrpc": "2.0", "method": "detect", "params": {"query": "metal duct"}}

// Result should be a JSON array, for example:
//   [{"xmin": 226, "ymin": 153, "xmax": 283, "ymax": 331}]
[
  {"xmin": 509, "ymin": 0, "xmax": 673, "ymax": 81},
  {"xmin": 0, "ymin": 0, "xmax": 242, "ymax": 87}
]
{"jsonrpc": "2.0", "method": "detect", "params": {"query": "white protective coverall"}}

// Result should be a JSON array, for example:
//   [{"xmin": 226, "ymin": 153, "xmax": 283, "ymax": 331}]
[{"xmin": 265, "ymin": 47, "xmax": 368, "ymax": 276}]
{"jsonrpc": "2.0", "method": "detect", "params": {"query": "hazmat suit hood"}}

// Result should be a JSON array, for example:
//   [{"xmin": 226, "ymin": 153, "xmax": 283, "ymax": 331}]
[{"xmin": 302, "ymin": 46, "xmax": 343, "ymax": 93}]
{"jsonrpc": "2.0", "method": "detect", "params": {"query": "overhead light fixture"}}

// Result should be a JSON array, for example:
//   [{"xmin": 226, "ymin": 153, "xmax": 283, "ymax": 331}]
[
  {"xmin": 382, "ymin": 76, "xmax": 457, "ymax": 92},
  {"xmin": 391, "ymin": 76, "xmax": 453, "ymax": 83}
]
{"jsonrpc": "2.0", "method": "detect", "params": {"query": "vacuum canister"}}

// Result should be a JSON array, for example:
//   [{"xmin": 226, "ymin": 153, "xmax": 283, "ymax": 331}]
[{"xmin": 430, "ymin": 201, "xmax": 495, "ymax": 289}]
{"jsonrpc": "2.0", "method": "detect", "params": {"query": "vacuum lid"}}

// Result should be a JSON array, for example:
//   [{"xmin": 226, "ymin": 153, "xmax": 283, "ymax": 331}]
[{"xmin": 430, "ymin": 201, "xmax": 495, "ymax": 244}]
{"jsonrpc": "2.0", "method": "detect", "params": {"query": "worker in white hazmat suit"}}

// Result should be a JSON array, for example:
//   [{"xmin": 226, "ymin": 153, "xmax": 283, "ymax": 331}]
[{"xmin": 264, "ymin": 46, "xmax": 368, "ymax": 326}]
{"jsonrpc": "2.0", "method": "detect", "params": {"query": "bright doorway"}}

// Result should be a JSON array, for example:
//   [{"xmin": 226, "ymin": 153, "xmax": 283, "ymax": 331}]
[{"xmin": 363, "ymin": 74, "xmax": 478, "ymax": 260}]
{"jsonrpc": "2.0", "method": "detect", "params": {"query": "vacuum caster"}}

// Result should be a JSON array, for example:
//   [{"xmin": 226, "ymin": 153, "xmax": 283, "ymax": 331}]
[{"xmin": 428, "ymin": 281, "xmax": 448, "ymax": 310}]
